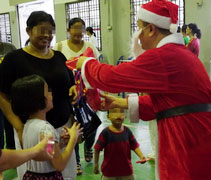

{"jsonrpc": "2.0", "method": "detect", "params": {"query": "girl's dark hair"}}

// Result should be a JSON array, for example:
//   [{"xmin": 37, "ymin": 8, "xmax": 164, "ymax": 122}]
[
  {"xmin": 182, "ymin": 24, "xmax": 187, "ymax": 33},
  {"xmin": 188, "ymin": 23, "xmax": 201, "ymax": 39},
  {"xmin": 86, "ymin": 27, "xmax": 96, "ymax": 37},
  {"xmin": 26, "ymin": 11, "xmax": 55, "ymax": 29},
  {"xmin": 68, "ymin": 17, "xmax": 85, "ymax": 29},
  {"xmin": 11, "ymin": 75, "xmax": 46, "ymax": 119}
]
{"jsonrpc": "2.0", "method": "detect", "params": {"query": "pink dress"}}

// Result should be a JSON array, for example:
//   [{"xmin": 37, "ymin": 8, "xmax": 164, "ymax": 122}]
[{"xmin": 187, "ymin": 38, "xmax": 200, "ymax": 57}]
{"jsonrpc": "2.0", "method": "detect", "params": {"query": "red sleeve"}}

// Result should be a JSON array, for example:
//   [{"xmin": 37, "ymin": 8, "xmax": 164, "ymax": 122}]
[
  {"xmin": 94, "ymin": 131, "xmax": 107, "ymax": 151},
  {"xmin": 83, "ymin": 49, "xmax": 168, "ymax": 94},
  {"xmin": 128, "ymin": 128, "xmax": 139, "ymax": 150},
  {"xmin": 139, "ymin": 95, "xmax": 156, "ymax": 120}
]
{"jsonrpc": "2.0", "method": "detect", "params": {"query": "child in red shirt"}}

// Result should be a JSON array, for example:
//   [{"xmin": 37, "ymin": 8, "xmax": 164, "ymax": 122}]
[{"xmin": 94, "ymin": 108, "xmax": 146, "ymax": 180}]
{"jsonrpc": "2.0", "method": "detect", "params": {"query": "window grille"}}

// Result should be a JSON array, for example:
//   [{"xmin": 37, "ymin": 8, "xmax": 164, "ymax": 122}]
[
  {"xmin": 0, "ymin": 13, "xmax": 12, "ymax": 43},
  {"xmin": 66, "ymin": 0, "xmax": 101, "ymax": 50},
  {"xmin": 130, "ymin": 0, "xmax": 184, "ymax": 33}
]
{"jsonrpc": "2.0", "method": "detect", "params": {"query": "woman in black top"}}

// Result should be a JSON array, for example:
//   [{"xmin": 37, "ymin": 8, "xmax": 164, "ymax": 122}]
[{"xmin": 0, "ymin": 10, "xmax": 77, "ymax": 171}]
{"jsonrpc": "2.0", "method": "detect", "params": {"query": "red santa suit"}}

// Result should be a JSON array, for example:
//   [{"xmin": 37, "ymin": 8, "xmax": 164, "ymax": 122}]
[{"xmin": 80, "ymin": 33, "xmax": 211, "ymax": 180}]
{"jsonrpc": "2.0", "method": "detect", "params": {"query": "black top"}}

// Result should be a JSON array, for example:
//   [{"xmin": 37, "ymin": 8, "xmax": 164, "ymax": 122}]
[{"xmin": 0, "ymin": 49, "xmax": 75, "ymax": 128}]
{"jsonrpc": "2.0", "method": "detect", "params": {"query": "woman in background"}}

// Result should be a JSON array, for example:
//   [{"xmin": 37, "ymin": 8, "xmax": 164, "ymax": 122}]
[
  {"xmin": 86, "ymin": 27, "xmax": 98, "ymax": 48},
  {"xmin": 54, "ymin": 18, "xmax": 100, "ymax": 176},
  {"xmin": 186, "ymin": 23, "xmax": 201, "ymax": 57},
  {"xmin": 54, "ymin": 19, "xmax": 99, "ymax": 60}
]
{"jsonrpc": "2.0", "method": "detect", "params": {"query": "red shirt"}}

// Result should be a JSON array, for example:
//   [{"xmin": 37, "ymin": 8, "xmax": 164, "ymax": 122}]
[
  {"xmin": 187, "ymin": 38, "xmax": 200, "ymax": 57},
  {"xmin": 94, "ymin": 126, "xmax": 139, "ymax": 177}
]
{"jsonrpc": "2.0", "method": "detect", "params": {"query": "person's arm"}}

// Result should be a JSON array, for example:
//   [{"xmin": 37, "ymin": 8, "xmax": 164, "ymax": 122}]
[
  {"xmin": 94, "ymin": 149, "xmax": 100, "ymax": 174},
  {"xmin": 0, "ymin": 139, "xmax": 51, "ymax": 172},
  {"xmin": 128, "ymin": 128, "xmax": 145, "ymax": 161},
  {"xmin": 69, "ymin": 85, "xmax": 77, "ymax": 105},
  {"xmin": 50, "ymin": 123, "xmax": 83, "ymax": 172},
  {"xmin": 99, "ymin": 93, "xmax": 155, "ymax": 121},
  {"xmin": 100, "ymin": 93, "xmax": 128, "ymax": 111},
  {"xmin": 128, "ymin": 94, "xmax": 156, "ymax": 123},
  {"xmin": 134, "ymin": 147, "xmax": 146, "ymax": 161},
  {"xmin": 77, "ymin": 49, "xmax": 169, "ymax": 94},
  {"xmin": 0, "ymin": 92, "xmax": 24, "ymax": 144},
  {"xmin": 93, "ymin": 130, "xmax": 107, "ymax": 174}
]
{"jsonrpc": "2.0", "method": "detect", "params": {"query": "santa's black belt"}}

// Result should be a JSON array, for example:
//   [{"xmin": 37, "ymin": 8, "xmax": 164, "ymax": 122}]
[{"xmin": 156, "ymin": 103, "xmax": 211, "ymax": 120}]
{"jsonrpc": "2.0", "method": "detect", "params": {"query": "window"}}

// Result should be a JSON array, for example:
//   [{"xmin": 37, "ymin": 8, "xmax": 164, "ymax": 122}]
[
  {"xmin": 66, "ymin": 0, "xmax": 101, "ymax": 50},
  {"xmin": 17, "ymin": 0, "xmax": 55, "ymax": 47},
  {"xmin": 130, "ymin": 0, "xmax": 184, "ymax": 33},
  {"xmin": 0, "ymin": 13, "xmax": 12, "ymax": 43}
]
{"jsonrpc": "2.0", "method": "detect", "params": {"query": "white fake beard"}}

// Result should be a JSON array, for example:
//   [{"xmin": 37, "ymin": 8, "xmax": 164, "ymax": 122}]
[{"xmin": 131, "ymin": 29, "xmax": 145, "ymax": 58}]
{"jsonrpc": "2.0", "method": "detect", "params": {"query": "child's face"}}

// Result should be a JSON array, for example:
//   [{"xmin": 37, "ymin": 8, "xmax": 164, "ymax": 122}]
[
  {"xmin": 44, "ymin": 83, "xmax": 53, "ymax": 111},
  {"xmin": 107, "ymin": 108, "xmax": 125, "ymax": 127}
]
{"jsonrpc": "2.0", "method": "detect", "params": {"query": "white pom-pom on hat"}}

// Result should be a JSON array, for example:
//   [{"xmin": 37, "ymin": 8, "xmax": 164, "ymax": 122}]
[{"xmin": 169, "ymin": 23, "xmax": 178, "ymax": 33}]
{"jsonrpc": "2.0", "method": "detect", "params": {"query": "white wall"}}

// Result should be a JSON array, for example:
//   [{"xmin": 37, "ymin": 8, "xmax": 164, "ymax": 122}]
[{"xmin": 0, "ymin": 0, "xmax": 15, "ymax": 13}]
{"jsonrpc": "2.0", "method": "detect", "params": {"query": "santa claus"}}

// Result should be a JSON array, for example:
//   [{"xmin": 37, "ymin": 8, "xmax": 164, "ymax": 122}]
[{"xmin": 76, "ymin": 0, "xmax": 211, "ymax": 180}]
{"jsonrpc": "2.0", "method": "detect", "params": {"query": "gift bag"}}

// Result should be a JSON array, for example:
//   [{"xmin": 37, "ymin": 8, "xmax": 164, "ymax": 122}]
[
  {"xmin": 73, "ymin": 96, "xmax": 101, "ymax": 141},
  {"xmin": 73, "ymin": 70, "xmax": 101, "ymax": 141},
  {"xmin": 66, "ymin": 47, "xmax": 101, "ymax": 111}
]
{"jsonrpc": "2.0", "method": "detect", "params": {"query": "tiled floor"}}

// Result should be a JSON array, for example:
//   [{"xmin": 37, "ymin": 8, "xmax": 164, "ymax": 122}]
[{"xmin": 3, "ymin": 111, "xmax": 155, "ymax": 180}]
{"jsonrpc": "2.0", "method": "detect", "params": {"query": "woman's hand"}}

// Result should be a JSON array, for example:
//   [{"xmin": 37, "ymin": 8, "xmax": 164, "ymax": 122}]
[
  {"xmin": 100, "ymin": 93, "xmax": 128, "ymax": 111},
  {"xmin": 69, "ymin": 85, "xmax": 77, "ymax": 105}
]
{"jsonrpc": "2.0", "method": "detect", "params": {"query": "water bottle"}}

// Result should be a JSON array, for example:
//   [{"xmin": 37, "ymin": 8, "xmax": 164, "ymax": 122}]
[{"xmin": 40, "ymin": 126, "xmax": 55, "ymax": 155}]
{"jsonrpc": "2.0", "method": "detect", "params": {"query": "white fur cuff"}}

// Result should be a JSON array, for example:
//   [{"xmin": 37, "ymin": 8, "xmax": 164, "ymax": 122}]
[{"xmin": 128, "ymin": 94, "xmax": 139, "ymax": 123}]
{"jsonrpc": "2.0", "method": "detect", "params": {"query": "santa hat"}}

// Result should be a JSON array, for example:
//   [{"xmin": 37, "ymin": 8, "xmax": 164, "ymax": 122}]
[{"xmin": 137, "ymin": 0, "xmax": 178, "ymax": 33}]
